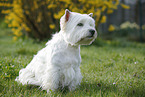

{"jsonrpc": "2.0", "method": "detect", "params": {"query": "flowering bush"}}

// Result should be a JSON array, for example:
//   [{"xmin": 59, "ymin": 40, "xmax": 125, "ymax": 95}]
[
  {"xmin": 120, "ymin": 21, "xmax": 139, "ymax": 29},
  {"xmin": 0, "ymin": 0, "xmax": 130, "ymax": 40}
]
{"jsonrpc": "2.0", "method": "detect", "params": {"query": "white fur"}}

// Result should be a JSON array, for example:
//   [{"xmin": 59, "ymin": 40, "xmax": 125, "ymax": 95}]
[{"xmin": 15, "ymin": 9, "xmax": 97, "ymax": 92}]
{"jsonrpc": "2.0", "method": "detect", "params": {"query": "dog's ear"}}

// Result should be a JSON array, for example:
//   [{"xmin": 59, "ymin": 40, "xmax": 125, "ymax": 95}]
[
  {"xmin": 65, "ymin": 9, "xmax": 71, "ymax": 22},
  {"xmin": 88, "ymin": 13, "xmax": 93, "ymax": 17}
]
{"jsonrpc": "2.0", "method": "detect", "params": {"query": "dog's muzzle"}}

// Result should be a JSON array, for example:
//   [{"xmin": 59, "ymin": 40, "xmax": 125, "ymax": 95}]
[
  {"xmin": 89, "ymin": 29, "xmax": 95, "ymax": 37},
  {"xmin": 86, "ymin": 29, "xmax": 96, "ymax": 38}
]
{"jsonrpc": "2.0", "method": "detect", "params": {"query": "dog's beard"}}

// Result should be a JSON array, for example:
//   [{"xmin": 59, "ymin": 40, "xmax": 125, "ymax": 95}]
[
  {"xmin": 76, "ymin": 37, "xmax": 95, "ymax": 45},
  {"xmin": 76, "ymin": 30, "xmax": 97, "ymax": 45}
]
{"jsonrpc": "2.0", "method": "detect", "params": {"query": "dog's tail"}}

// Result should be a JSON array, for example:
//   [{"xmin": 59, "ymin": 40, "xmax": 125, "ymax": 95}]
[{"xmin": 15, "ymin": 68, "xmax": 41, "ymax": 86}]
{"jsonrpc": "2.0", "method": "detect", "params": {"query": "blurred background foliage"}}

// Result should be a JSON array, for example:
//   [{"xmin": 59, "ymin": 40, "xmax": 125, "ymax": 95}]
[
  {"xmin": 0, "ymin": 0, "xmax": 130, "ymax": 41},
  {"xmin": 0, "ymin": 0, "xmax": 144, "ymax": 42}
]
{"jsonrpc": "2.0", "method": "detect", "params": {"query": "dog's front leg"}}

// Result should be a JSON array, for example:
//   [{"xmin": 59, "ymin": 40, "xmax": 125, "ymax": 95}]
[
  {"xmin": 41, "ymin": 66, "xmax": 60, "ymax": 92},
  {"xmin": 68, "ymin": 67, "xmax": 82, "ymax": 91}
]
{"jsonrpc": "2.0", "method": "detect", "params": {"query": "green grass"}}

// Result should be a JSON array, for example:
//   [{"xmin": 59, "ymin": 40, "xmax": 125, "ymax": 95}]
[{"xmin": 0, "ymin": 27, "xmax": 145, "ymax": 97}]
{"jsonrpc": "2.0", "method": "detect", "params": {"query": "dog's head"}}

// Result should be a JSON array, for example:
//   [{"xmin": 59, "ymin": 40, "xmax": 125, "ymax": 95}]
[{"xmin": 60, "ymin": 9, "xmax": 97, "ymax": 45}]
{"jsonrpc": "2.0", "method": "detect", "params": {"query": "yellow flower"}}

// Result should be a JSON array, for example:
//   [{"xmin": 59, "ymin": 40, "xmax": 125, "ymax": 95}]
[
  {"xmin": 121, "ymin": 3, "xmax": 130, "ymax": 9},
  {"xmin": 54, "ymin": 9, "xmax": 65, "ymax": 19},
  {"xmin": 12, "ymin": 28, "xmax": 16, "ymax": 32},
  {"xmin": 95, "ymin": 9, "xmax": 101, "ymax": 17},
  {"xmin": 102, "ymin": 6, "xmax": 106, "ymax": 12},
  {"xmin": 59, "ymin": 0, "xmax": 71, "ymax": 4},
  {"xmin": 25, "ymin": 10, "xmax": 30, "ymax": 15},
  {"xmin": 48, "ymin": 4, "xmax": 56, "ymax": 9},
  {"xmin": 108, "ymin": 25, "xmax": 115, "ymax": 32},
  {"xmin": 13, "ymin": 27, "xmax": 22, "ymax": 37},
  {"xmin": 8, "ymin": 24, "xmax": 12, "ymax": 27},
  {"xmin": 33, "ymin": 1, "xmax": 38, "ymax": 9},
  {"xmin": 22, "ymin": 23, "xmax": 31, "ymax": 32},
  {"xmin": 37, "ymin": 12, "xmax": 42, "ymax": 23},
  {"xmin": 107, "ymin": 9, "xmax": 113, "ymax": 14},
  {"xmin": 100, "ymin": 15, "xmax": 106, "ymax": 23},
  {"xmin": 49, "ymin": 24, "xmax": 55, "ymax": 29},
  {"xmin": 13, "ymin": 36, "xmax": 17, "ymax": 41},
  {"xmin": 1, "ymin": 9, "xmax": 11, "ymax": 14},
  {"xmin": 11, "ymin": 20, "xmax": 19, "ymax": 27},
  {"xmin": 115, "ymin": 0, "xmax": 119, "ymax": 6}
]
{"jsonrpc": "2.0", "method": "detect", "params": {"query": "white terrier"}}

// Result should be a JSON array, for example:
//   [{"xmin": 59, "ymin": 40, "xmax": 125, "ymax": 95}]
[{"xmin": 15, "ymin": 9, "xmax": 97, "ymax": 92}]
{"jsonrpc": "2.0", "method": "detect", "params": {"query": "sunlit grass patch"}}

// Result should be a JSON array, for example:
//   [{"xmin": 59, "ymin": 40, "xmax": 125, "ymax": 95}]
[{"xmin": 0, "ymin": 27, "xmax": 145, "ymax": 97}]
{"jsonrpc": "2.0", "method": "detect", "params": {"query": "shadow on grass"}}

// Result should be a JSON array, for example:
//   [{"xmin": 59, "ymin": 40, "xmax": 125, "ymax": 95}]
[
  {"xmin": 79, "ymin": 81, "xmax": 145, "ymax": 97},
  {"xmin": 5, "ymin": 80, "xmax": 144, "ymax": 96},
  {"xmin": 27, "ymin": 85, "xmax": 71, "ymax": 94},
  {"xmin": 16, "ymin": 48, "xmax": 37, "ymax": 55},
  {"xmin": 79, "ymin": 82, "xmax": 118, "ymax": 96},
  {"xmin": 25, "ymin": 82, "xmax": 116, "ymax": 96},
  {"xmin": 124, "ymin": 87, "xmax": 145, "ymax": 97}
]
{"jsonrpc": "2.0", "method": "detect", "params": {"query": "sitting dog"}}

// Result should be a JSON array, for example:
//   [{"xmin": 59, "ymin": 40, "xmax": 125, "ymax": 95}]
[{"xmin": 15, "ymin": 9, "xmax": 97, "ymax": 92}]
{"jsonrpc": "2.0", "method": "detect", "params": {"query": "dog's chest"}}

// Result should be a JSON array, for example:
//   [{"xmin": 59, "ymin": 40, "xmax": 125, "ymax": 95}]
[
  {"xmin": 51, "ymin": 45, "xmax": 81, "ymax": 67},
  {"xmin": 66, "ymin": 47, "xmax": 81, "ymax": 66}
]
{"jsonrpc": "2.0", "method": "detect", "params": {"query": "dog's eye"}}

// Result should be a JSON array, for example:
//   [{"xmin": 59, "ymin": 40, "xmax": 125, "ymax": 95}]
[{"xmin": 77, "ymin": 23, "xmax": 83, "ymax": 26}]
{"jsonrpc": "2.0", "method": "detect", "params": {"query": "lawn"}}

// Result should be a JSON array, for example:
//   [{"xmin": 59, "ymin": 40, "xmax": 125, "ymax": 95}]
[{"xmin": 0, "ymin": 26, "xmax": 145, "ymax": 97}]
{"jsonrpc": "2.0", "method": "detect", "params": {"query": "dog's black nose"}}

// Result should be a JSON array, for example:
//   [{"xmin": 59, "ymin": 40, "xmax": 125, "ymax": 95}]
[{"xmin": 89, "ymin": 29, "xmax": 95, "ymax": 37}]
